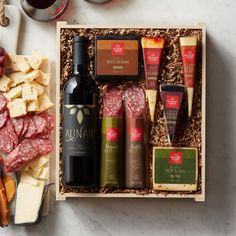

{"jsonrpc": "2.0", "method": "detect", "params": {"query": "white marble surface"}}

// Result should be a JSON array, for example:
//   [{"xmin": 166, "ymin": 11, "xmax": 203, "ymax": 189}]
[{"xmin": 1, "ymin": 0, "xmax": 236, "ymax": 235}]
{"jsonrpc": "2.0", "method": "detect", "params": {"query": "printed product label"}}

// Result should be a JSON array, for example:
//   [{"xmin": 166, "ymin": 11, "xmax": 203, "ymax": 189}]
[
  {"xmin": 166, "ymin": 95, "xmax": 179, "ymax": 109},
  {"xmin": 63, "ymin": 105, "xmax": 96, "ymax": 157},
  {"xmin": 112, "ymin": 42, "xmax": 125, "ymax": 56},
  {"xmin": 130, "ymin": 128, "xmax": 143, "ymax": 141},
  {"xmin": 181, "ymin": 46, "xmax": 196, "ymax": 87},
  {"xmin": 106, "ymin": 127, "xmax": 119, "ymax": 141},
  {"xmin": 154, "ymin": 149, "xmax": 196, "ymax": 184},
  {"xmin": 169, "ymin": 151, "xmax": 183, "ymax": 165}
]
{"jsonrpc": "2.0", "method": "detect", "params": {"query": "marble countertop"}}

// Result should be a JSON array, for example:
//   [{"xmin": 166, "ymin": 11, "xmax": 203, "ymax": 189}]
[{"xmin": 1, "ymin": 0, "xmax": 236, "ymax": 235}]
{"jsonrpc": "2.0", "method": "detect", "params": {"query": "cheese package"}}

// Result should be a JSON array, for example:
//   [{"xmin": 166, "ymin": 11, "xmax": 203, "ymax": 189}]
[
  {"xmin": 153, "ymin": 147, "xmax": 198, "ymax": 191},
  {"xmin": 7, "ymin": 98, "xmax": 27, "ymax": 117},
  {"xmin": 14, "ymin": 180, "xmax": 45, "ymax": 224}
]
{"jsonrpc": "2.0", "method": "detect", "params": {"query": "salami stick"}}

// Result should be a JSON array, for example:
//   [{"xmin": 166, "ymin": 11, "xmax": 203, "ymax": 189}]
[
  {"xmin": 100, "ymin": 88, "xmax": 124, "ymax": 187},
  {"xmin": 124, "ymin": 85, "xmax": 147, "ymax": 188}
]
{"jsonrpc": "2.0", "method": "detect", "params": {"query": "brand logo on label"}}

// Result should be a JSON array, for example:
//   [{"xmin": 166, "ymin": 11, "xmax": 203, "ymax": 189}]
[
  {"xmin": 112, "ymin": 42, "xmax": 125, "ymax": 56},
  {"xmin": 106, "ymin": 127, "xmax": 119, "ymax": 141},
  {"xmin": 183, "ymin": 48, "xmax": 195, "ymax": 63},
  {"xmin": 166, "ymin": 95, "xmax": 179, "ymax": 109},
  {"xmin": 169, "ymin": 151, "xmax": 183, "ymax": 165},
  {"xmin": 147, "ymin": 50, "xmax": 160, "ymax": 64},
  {"xmin": 130, "ymin": 128, "xmax": 143, "ymax": 141}
]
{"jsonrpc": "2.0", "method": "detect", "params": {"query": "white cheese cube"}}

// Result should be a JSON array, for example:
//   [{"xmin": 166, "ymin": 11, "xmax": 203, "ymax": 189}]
[
  {"xmin": 9, "ymin": 55, "xmax": 31, "ymax": 73},
  {"xmin": 24, "ymin": 70, "xmax": 40, "ymax": 83},
  {"xmin": 28, "ymin": 52, "xmax": 46, "ymax": 70},
  {"xmin": 28, "ymin": 81, "xmax": 45, "ymax": 96},
  {"xmin": 7, "ymin": 98, "xmax": 27, "ymax": 117},
  {"xmin": 37, "ymin": 93, "xmax": 53, "ymax": 112},
  {"xmin": 4, "ymin": 85, "xmax": 23, "ymax": 101},
  {"xmin": 27, "ymin": 100, "xmax": 39, "ymax": 112},
  {"xmin": 0, "ymin": 74, "xmax": 11, "ymax": 92},
  {"xmin": 9, "ymin": 72, "xmax": 26, "ymax": 88},
  {"xmin": 35, "ymin": 71, "xmax": 51, "ymax": 86},
  {"xmin": 22, "ymin": 83, "xmax": 38, "ymax": 101}
]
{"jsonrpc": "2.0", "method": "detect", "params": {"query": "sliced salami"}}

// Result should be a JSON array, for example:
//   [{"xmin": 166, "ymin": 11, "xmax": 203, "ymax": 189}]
[
  {"xmin": 31, "ymin": 138, "xmax": 53, "ymax": 156},
  {"xmin": 0, "ymin": 110, "xmax": 9, "ymax": 128},
  {"xmin": 0, "ymin": 93, "xmax": 7, "ymax": 112},
  {"xmin": 124, "ymin": 85, "xmax": 146, "ymax": 118},
  {"xmin": 0, "ymin": 131, "xmax": 14, "ymax": 154},
  {"xmin": 5, "ymin": 120, "xmax": 18, "ymax": 148},
  {"xmin": 24, "ymin": 116, "xmax": 37, "ymax": 138},
  {"xmin": 20, "ymin": 115, "xmax": 30, "ymax": 138},
  {"xmin": 5, "ymin": 139, "xmax": 38, "ymax": 172},
  {"xmin": 11, "ymin": 117, "xmax": 24, "ymax": 137},
  {"xmin": 103, "ymin": 88, "xmax": 123, "ymax": 117},
  {"xmin": 33, "ymin": 115, "xmax": 47, "ymax": 135},
  {"xmin": 39, "ymin": 112, "xmax": 54, "ymax": 135}
]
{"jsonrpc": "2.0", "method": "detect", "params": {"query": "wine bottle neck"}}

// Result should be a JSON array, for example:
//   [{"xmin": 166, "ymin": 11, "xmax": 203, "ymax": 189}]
[{"xmin": 73, "ymin": 64, "xmax": 87, "ymax": 75}]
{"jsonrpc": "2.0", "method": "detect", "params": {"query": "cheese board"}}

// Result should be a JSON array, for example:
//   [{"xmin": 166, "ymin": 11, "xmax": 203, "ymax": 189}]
[
  {"xmin": 0, "ymin": 52, "xmax": 54, "ymax": 226},
  {"xmin": 56, "ymin": 22, "xmax": 206, "ymax": 202}
]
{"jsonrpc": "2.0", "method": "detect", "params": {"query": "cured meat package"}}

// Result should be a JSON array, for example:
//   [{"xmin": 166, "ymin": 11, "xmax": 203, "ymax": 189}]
[
  {"xmin": 100, "ymin": 87, "xmax": 124, "ymax": 187},
  {"xmin": 124, "ymin": 85, "xmax": 148, "ymax": 188}
]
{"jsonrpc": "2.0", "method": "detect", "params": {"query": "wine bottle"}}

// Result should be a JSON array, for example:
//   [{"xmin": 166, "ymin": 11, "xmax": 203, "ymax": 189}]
[{"xmin": 63, "ymin": 36, "xmax": 98, "ymax": 187}]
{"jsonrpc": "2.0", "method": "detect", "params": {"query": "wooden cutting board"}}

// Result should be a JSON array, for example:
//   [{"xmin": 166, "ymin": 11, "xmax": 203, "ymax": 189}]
[{"xmin": 0, "ymin": 5, "xmax": 21, "ymax": 54}]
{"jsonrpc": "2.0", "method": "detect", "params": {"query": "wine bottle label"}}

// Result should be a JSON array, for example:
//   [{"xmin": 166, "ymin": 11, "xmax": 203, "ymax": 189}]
[{"xmin": 63, "ymin": 104, "xmax": 97, "ymax": 157}]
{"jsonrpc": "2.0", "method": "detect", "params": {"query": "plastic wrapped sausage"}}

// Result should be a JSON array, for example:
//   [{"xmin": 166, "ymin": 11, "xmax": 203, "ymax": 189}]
[{"xmin": 124, "ymin": 85, "xmax": 147, "ymax": 188}]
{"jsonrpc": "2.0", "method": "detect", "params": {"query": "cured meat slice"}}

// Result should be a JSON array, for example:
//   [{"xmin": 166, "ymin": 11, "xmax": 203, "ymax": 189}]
[
  {"xmin": 5, "ymin": 139, "xmax": 38, "ymax": 172},
  {"xmin": 5, "ymin": 120, "xmax": 18, "ymax": 148},
  {"xmin": 0, "ymin": 110, "xmax": 9, "ymax": 128},
  {"xmin": 103, "ymin": 88, "xmax": 123, "ymax": 117},
  {"xmin": 11, "ymin": 117, "xmax": 24, "ymax": 137},
  {"xmin": 0, "ymin": 131, "xmax": 14, "ymax": 154},
  {"xmin": 33, "ymin": 115, "xmax": 47, "ymax": 135},
  {"xmin": 31, "ymin": 138, "xmax": 53, "ymax": 156},
  {"xmin": 20, "ymin": 115, "xmax": 30, "ymax": 138},
  {"xmin": 24, "ymin": 117, "xmax": 37, "ymax": 138},
  {"xmin": 124, "ymin": 85, "xmax": 146, "ymax": 118},
  {"xmin": 39, "ymin": 112, "xmax": 54, "ymax": 135},
  {"xmin": 0, "ymin": 93, "xmax": 7, "ymax": 112}
]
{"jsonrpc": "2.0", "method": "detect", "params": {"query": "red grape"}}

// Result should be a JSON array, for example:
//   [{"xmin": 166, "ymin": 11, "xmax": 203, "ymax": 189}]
[{"xmin": 0, "ymin": 47, "xmax": 7, "ymax": 76}]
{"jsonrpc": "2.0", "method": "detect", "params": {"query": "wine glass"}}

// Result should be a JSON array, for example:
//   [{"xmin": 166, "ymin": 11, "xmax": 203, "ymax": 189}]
[{"xmin": 20, "ymin": 0, "xmax": 69, "ymax": 22}]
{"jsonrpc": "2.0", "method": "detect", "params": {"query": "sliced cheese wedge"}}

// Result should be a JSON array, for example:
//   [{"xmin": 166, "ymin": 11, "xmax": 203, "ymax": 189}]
[
  {"xmin": 14, "ymin": 180, "xmax": 45, "ymax": 224},
  {"xmin": 28, "ymin": 155, "xmax": 49, "ymax": 171},
  {"xmin": 20, "ymin": 172, "xmax": 39, "ymax": 186}
]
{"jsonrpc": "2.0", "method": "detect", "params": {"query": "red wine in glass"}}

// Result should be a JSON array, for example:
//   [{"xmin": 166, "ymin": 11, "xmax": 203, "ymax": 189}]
[{"xmin": 27, "ymin": 0, "xmax": 57, "ymax": 9}]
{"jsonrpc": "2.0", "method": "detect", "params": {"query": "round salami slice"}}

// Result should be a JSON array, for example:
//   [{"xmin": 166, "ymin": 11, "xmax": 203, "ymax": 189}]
[
  {"xmin": 103, "ymin": 88, "xmax": 123, "ymax": 117},
  {"xmin": 11, "ymin": 117, "xmax": 24, "ymax": 137},
  {"xmin": 0, "ymin": 131, "xmax": 14, "ymax": 154},
  {"xmin": 0, "ymin": 93, "xmax": 7, "ymax": 112},
  {"xmin": 33, "ymin": 115, "xmax": 47, "ymax": 135},
  {"xmin": 20, "ymin": 115, "xmax": 30, "ymax": 138},
  {"xmin": 31, "ymin": 138, "xmax": 53, "ymax": 156},
  {"xmin": 125, "ymin": 85, "xmax": 146, "ymax": 118},
  {"xmin": 0, "ymin": 110, "xmax": 9, "ymax": 128},
  {"xmin": 24, "ymin": 116, "xmax": 37, "ymax": 138},
  {"xmin": 5, "ymin": 139, "xmax": 38, "ymax": 172}
]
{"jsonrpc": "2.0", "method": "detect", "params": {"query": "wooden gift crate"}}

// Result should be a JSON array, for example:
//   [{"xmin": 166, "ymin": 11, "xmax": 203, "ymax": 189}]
[{"xmin": 55, "ymin": 22, "xmax": 206, "ymax": 201}]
